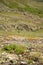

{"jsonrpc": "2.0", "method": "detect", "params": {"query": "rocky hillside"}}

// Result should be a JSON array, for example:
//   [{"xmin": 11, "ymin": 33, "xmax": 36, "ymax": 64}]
[
  {"xmin": 0, "ymin": 0, "xmax": 43, "ymax": 16},
  {"xmin": 0, "ymin": 0, "xmax": 43, "ymax": 65},
  {"xmin": 0, "ymin": 0, "xmax": 43, "ymax": 38}
]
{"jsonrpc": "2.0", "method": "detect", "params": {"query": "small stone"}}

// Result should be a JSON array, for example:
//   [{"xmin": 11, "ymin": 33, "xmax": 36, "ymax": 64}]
[{"xmin": 20, "ymin": 61, "xmax": 27, "ymax": 65}]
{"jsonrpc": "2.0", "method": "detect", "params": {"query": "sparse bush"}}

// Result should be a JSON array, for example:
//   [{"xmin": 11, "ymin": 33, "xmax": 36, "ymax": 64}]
[
  {"xmin": 2, "ymin": 44, "xmax": 25, "ymax": 54},
  {"xmin": 28, "ymin": 60, "xmax": 33, "ymax": 64},
  {"xmin": 2, "ymin": 44, "xmax": 16, "ymax": 52},
  {"xmin": 15, "ymin": 45, "xmax": 24, "ymax": 55}
]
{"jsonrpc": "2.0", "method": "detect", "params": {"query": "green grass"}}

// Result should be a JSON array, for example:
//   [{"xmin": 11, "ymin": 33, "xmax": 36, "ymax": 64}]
[
  {"xmin": 24, "ymin": 5, "xmax": 43, "ymax": 17},
  {"xmin": 2, "ymin": 44, "xmax": 16, "ymax": 51},
  {"xmin": 0, "ymin": 0, "xmax": 43, "ymax": 17},
  {"xmin": 28, "ymin": 60, "xmax": 33, "ymax": 64},
  {"xmin": 2, "ymin": 44, "xmax": 25, "ymax": 54},
  {"xmin": 15, "ymin": 45, "xmax": 25, "ymax": 54}
]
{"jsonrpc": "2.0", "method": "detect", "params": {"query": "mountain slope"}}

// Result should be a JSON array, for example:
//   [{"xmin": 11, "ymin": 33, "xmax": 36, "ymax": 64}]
[
  {"xmin": 0, "ymin": 1, "xmax": 43, "ymax": 65},
  {"xmin": 0, "ymin": 0, "xmax": 43, "ymax": 38},
  {"xmin": 0, "ymin": 0, "xmax": 43, "ymax": 17}
]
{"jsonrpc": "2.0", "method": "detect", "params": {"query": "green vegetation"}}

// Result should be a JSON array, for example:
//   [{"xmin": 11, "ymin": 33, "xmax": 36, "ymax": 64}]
[
  {"xmin": 24, "ymin": 5, "xmax": 43, "ymax": 17},
  {"xmin": 0, "ymin": 0, "xmax": 43, "ymax": 65},
  {"xmin": 2, "ymin": 44, "xmax": 25, "ymax": 54},
  {"xmin": 0, "ymin": 42, "xmax": 43, "ymax": 65},
  {"xmin": 15, "ymin": 46, "xmax": 24, "ymax": 54},
  {"xmin": 2, "ymin": 44, "xmax": 16, "ymax": 52},
  {"xmin": 0, "ymin": 0, "xmax": 43, "ymax": 17},
  {"xmin": 28, "ymin": 60, "xmax": 33, "ymax": 64}
]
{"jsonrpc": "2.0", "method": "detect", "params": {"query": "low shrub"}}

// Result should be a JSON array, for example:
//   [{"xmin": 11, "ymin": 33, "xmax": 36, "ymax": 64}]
[
  {"xmin": 2, "ymin": 44, "xmax": 25, "ymax": 54},
  {"xmin": 28, "ymin": 60, "xmax": 33, "ymax": 64},
  {"xmin": 15, "ymin": 45, "xmax": 24, "ymax": 54},
  {"xmin": 2, "ymin": 44, "xmax": 16, "ymax": 52}
]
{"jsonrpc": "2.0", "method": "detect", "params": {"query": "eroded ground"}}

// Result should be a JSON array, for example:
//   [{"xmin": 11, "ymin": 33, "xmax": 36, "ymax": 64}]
[{"xmin": 0, "ymin": 36, "xmax": 43, "ymax": 65}]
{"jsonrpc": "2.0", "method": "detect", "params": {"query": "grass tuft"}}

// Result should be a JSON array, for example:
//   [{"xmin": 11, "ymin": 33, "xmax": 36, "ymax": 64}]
[{"xmin": 2, "ymin": 44, "xmax": 25, "ymax": 54}]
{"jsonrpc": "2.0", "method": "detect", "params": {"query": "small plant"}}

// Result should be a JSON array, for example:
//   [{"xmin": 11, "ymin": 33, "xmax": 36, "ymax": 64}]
[
  {"xmin": 28, "ymin": 60, "xmax": 33, "ymax": 64},
  {"xmin": 2, "ymin": 44, "xmax": 16, "ymax": 52},
  {"xmin": 2, "ymin": 44, "xmax": 25, "ymax": 54},
  {"xmin": 15, "ymin": 45, "xmax": 24, "ymax": 55}
]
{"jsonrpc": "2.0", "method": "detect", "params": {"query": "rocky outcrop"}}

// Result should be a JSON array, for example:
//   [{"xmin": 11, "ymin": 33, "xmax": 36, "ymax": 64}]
[{"xmin": 0, "ymin": 23, "xmax": 43, "ymax": 32}]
